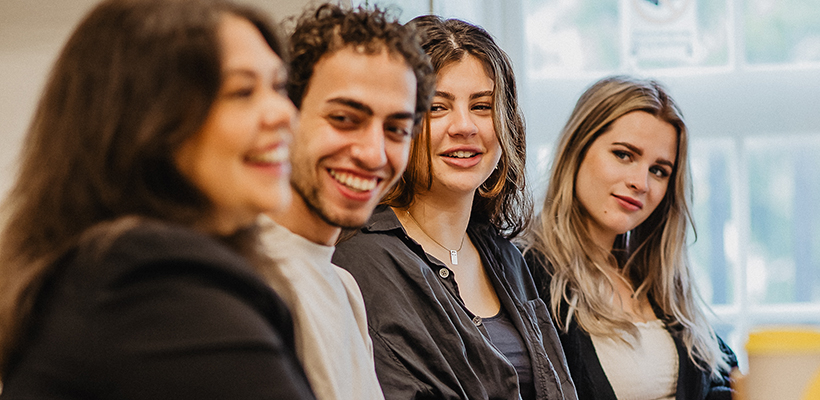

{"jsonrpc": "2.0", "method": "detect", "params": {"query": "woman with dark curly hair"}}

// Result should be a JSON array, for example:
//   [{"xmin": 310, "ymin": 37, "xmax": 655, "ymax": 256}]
[
  {"xmin": 333, "ymin": 16, "xmax": 577, "ymax": 400},
  {"xmin": 0, "ymin": 0, "xmax": 313, "ymax": 398}
]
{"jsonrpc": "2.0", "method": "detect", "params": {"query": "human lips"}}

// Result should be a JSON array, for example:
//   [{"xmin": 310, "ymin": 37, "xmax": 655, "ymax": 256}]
[
  {"xmin": 439, "ymin": 146, "xmax": 483, "ymax": 168},
  {"xmin": 443, "ymin": 150, "xmax": 479, "ymax": 159},
  {"xmin": 440, "ymin": 145, "xmax": 482, "ymax": 159},
  {"xmin": 613, "ymin": 194, "xmax": 643, "ymax": 210},
  {"xmin": 245, "ymin": 145, "xmax": 288, "ymax": 165},
  {"xmin": 328, "ymin": 169, "xmax": 380, "ymax": 192}
]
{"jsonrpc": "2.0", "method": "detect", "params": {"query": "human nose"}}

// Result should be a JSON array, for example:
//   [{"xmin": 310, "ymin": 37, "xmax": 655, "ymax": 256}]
[
  {"xmin": 261, "ymin": 92, "xmax": 298, "ymax": 135},
  {"xmin": 626, "ymin": 167, "xmax": 649, "ymax": 193},
  {"xmin": 350, "ymin": 122, "xmax": 387, "ymax": 170},
  {"xmin": 448, "ymin": 106, "xmax": 478, "ymax": 137}
]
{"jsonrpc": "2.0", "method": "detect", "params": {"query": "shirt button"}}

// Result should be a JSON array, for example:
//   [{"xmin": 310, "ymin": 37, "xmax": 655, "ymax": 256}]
[
  {"xmin": 438, "ymin": 268, "xmax": 450, "ymax": 279},
  {"xmin": 472, "ymin": 316, "xmax": 482, "ymax": 326}
]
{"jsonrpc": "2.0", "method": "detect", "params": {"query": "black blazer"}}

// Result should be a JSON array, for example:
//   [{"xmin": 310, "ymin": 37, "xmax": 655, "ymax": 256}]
[
  {"xmin": 2, "ymin": 221, "xmax": 315, "ymax": 399},
  {"xmin": 525, "ymin": 252, "xmax": 737, "ymax": 400}
]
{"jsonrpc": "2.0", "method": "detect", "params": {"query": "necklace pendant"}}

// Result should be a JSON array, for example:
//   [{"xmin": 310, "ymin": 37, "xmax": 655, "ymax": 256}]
[{"xmin": 450, "ymin": 250, "xmax": 458, "ymax": 265}]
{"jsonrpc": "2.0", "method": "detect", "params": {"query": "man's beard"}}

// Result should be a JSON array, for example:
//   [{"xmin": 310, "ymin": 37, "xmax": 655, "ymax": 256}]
[{"xmin": 291, "ymin": 179, "xmax": 368, "ymax": 230}]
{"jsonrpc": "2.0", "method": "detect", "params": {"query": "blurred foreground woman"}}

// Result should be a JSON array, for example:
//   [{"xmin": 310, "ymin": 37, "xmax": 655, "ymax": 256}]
[{"xmin": 0, "ymin": 0, "xmax": 315, "ymax": 398}]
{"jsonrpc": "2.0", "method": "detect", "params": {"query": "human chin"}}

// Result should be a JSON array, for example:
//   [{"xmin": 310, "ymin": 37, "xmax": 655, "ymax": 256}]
[
  {"xmin": 332, "ymin": 203, "xmax": 377, "ymax": 228},
  {"xmin": 293, "ymin": 178, "xmax": 373, "ymax": 229},
  {"xmin": 610, "ymin": 214, "xmax": 646, "ymax": 237},
  {"xmin": 327, "ymin": 178, "xmax": 389, "ymax": 228},
  {"xmin": 316, "ymin": 200, "xmax": 375, "ymax": 229}
]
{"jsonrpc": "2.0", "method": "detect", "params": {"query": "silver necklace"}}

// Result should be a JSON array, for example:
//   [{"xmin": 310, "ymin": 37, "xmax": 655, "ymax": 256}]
[{"xmin": 405, "ymin": 210, "xmax": 465, "ymax": 265}]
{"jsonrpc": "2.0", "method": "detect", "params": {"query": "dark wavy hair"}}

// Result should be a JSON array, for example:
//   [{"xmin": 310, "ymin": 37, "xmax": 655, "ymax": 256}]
[
  {"xmin": 383, "ymin": 15, "xmax": 532, "ymax": 238},
  {"xmin": 287, "ymin": 3, "xmax": 434, "ymax": 130},
  {"xmin": 0, "ymin": 0, "xmax": 286, "ymax": 378}
]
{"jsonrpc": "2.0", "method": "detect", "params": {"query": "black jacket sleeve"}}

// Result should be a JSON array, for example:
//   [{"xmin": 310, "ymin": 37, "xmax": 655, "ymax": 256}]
[
  {"xmin": 1, "ymin": 223, "xmax": 315, "ymax": 400},
  {"xmin": 702, "ymin": 336, "xmax": 738, "ymax": 400}
]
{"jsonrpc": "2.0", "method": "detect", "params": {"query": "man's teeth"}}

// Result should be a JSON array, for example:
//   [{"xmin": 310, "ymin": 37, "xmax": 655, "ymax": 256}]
[
  {"xmin": 329, "ymin": 170, "xmax": 377, "ymax": 192},
  {"xmin": 247, "ymin": 147, "xmax": 288, "ymax": 163},
  {"xmin": 446, "ymin": 151, "xmax": 477, "ymax": 159}
]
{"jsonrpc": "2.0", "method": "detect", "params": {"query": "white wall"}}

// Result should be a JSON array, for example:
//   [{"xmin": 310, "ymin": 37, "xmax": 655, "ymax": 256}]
[{"xmin": 0, "ymin": 0, "xmax": 326, "ymax": 199}]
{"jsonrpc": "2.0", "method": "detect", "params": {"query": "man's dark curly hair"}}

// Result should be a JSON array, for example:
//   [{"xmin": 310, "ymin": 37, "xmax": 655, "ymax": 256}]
[{"xmin": 287, "ymin": 3, "xmax": 434, "ymax": 130}]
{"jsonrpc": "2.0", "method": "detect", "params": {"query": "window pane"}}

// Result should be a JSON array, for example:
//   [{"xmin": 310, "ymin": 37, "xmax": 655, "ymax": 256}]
[
  {"xmin": 524, "ymin": 0, "xmax": 620, "ymax": 76},
  {"xmin": 746, "ymin": 136, "xmax": 820, "ymax": 304},
  {"xmin": 433, "ymin": 0, "xmax": 484, "ymax": 26},
  {"xmin": 744, "ymin": 0, "xmax": 820, "ymax": 65},
  {"xmin": 690, "ymin": 139, "xmax": 736, "ymax": 306},
  {"xmin": 524, "ymin": 0, "xmax": 731, "ymax": 75},
  {"xmin": 625, "ymin": 0, "xmax": 731, "ymax": 70}
]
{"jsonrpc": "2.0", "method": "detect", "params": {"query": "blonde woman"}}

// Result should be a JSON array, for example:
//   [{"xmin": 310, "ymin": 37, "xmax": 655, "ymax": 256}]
[
  {"xmin": 333, "ymin": 16, "xmax": 576, "ymax": 400},
  {"xmin": 522, "ymin": 75, "xmax": 736, "ymax": 400}
]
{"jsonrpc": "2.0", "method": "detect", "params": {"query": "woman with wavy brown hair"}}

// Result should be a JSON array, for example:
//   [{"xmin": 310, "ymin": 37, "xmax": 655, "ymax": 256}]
[
  {"xmin": 333, "ymin": 15, "xmax": 576, "ymax": 400},
  {"xmin": 522, "ymin": 75, "xmax": 737, "ymax": 400},
  {"xmin": 0, "ymin": 0, "xmax": 313, "ymax": 398}
]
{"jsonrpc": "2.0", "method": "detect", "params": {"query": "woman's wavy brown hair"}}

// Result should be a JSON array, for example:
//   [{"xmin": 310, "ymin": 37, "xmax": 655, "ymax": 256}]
[{"xmin": 383, "ymin": 15, "xmax": 532, "ymax": 238}]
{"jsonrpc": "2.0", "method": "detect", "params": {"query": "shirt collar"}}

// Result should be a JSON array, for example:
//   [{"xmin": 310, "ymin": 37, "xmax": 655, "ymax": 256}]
[
  {"xmin": 362, "ymin": 204, "xmax": 405, "ymax": 233},
  {"xmin": 362, "ymin": 204, "xmax": 497, "ymax": 245}
]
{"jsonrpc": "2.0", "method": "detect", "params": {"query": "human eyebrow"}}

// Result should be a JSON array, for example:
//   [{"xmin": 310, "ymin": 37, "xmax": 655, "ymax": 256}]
[
  {"xmin": 434, "ymin": 90, "xmax": 455, "ymax": 100},
  {"xmin": 613, "ymin": 141, "xmax": 674, "ymax": 168},
  {"xmin": 222, "ymin": 65, "xmax": 287, "ymax": 85},
  {"xmin": 219, "ymin": 70, "xmax": 255, "ymax": 96},
  {"xmin": 327, "ymin": 98, "xmax": 374, "ymax": 116},
  {"xmin": 470, "ymin": 90, "xmax": 493, "ymax": 100},
  {"xmin": 386, "ymin": 111, "xmax": 415, "ymax": 122},
  {"xmin": 655, "ymin": 158, "xmax": 675, "ymax": 169},
  {"xmin": 613, "ymin": 142, "xmax": 643, "ymax": 156},
  {"xmin": 223, "ymin": 69, "xmax": 256, "ymax": 79}
]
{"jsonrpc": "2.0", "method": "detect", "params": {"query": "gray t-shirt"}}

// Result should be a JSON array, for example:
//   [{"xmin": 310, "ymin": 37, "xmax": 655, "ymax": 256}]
[{"xmin": 259, "ymin": 216, "xmax": 384, "ymax": 400}]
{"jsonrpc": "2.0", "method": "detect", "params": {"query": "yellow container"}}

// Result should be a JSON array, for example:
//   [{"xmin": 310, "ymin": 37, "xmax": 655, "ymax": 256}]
[{"xmin": 745, "ymin": 327, "xmax": 820, "ymax": 400}]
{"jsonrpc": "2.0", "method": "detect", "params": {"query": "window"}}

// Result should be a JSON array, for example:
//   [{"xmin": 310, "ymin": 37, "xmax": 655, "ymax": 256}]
[
  {"xmin": 524, "ymin": 0, "xmax": 732, "ymax": 75},
  {"xmin": 744, "ymin": 0, "xmax": 820, "ymax": 66}
]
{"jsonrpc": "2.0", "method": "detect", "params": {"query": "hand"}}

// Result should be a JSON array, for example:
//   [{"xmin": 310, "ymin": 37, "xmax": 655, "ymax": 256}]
[{"xmin": 731, "ymin": 368, "xmax": 747, "ymax": 400}]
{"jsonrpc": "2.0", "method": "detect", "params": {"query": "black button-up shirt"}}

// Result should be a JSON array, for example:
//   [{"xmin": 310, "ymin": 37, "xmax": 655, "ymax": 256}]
[{"xmin": 333, "ymin": 205, "xmax": 577, "ymax": 400}]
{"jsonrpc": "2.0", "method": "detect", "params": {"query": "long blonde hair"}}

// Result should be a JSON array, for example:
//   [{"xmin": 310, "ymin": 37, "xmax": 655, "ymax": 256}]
[{"xmin": 523, "ymin": 75, "xmax": 730, "ymax": 377}]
